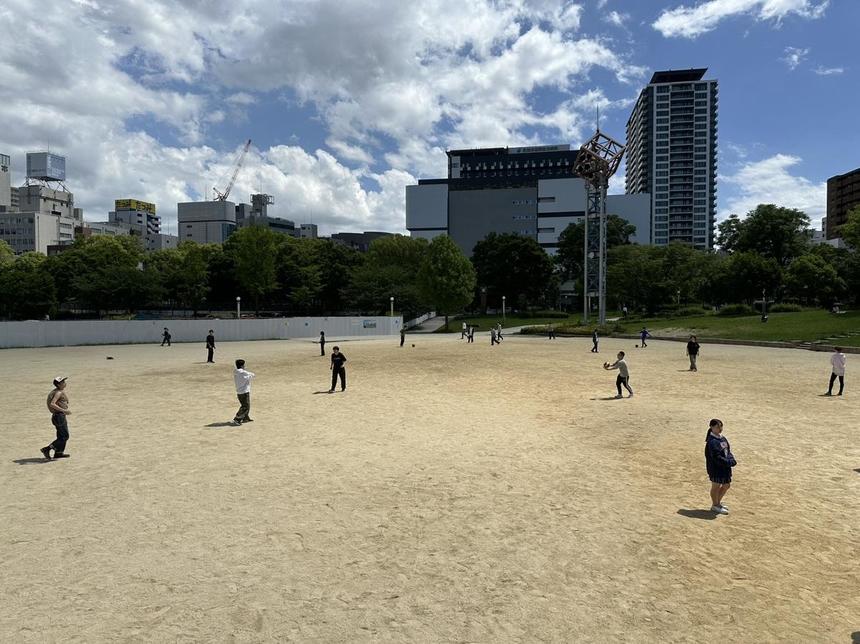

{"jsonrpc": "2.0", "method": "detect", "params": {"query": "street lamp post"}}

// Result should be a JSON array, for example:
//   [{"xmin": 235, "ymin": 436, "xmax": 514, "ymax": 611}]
[
  {"xmin": 761, "ymin": 289, "xmax": 767, "ymax": 322},
  {"xmin": 502, "ymin": 295, "xmax": 506, "ymax": 322},
  {"xmin": 236, "ymin": 296, "xmax": 241, "ymax": 320},
  {"xmin": 390, "ymin": 296, "xmax": 395, "ymax": 317}
]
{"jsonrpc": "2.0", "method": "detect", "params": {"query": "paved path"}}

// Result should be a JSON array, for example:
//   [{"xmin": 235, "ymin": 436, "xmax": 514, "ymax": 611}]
[{"xmin": 409, "ymin": 316, "xmax": 450, "ymax": 333}]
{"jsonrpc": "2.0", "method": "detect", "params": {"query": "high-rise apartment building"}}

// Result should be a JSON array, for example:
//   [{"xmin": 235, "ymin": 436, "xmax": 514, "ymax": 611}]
[
  {"xmin": 826, "ymin": 167, "xmax": 860, "ymax": 240},
  {"xmin": 626, "ymin": 69, "xmax": 718, "ymax": 249}
]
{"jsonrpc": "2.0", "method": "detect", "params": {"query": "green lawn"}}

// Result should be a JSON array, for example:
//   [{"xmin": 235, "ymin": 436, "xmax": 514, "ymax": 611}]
[
  {"xmin": 433, "ymin": 314, "xmax": 577, "ymax": 333},
  {"xmin": 521, "ymin": 309, "xmax": 860, "ymax": 345}
]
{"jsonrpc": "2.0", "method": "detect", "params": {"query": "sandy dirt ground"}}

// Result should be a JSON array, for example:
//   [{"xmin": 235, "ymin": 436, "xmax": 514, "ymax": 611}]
[{"xmin": 0, "ymin": 333, "xmax": 858, "ymax": 643}]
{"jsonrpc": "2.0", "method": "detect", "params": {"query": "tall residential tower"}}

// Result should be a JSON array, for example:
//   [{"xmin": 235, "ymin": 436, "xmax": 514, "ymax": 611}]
[{"xmin": 626, "ymin": 69, "xmax": 718, "ymax": 249}]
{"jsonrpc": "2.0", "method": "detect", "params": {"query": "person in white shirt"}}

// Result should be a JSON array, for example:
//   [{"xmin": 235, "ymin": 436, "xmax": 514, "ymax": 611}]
[
  {"xmin": 604, "ymin": 351, "xmax": 634, "ymax": 398},
  {"xmin": 461, "ymin": 322, "xmax": 467, "ymax": 339},
  {"xmin": 826, "ymin": 347, "xmax": 846, "ymax": 396},
  {"xmin": 231, "ymin": 359, "xmax": 256, "ymax": 425}
]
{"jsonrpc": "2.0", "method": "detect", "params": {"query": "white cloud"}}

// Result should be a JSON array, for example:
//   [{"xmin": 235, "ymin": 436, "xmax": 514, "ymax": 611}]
[
  {"xmin": 605, "ymin": 10, "xmax": 629, "ymax": 26},
  {"xmin": 719, "ymin": 154, "xmax": 826, "ymax": 226},
  {"xmin": 653, "ymin": 0, "xmax": 829, "ymax": 38},
  {"xmin": 814, "ymin": 65, "xmax": 844, "ymax": 75},
  {"xmin": 781, "ymin": 46, "xmax": 810, "ymax": 70},
  {"xmin": 0, "ymin": 0, "xmax": 645, "ymax": 235}
]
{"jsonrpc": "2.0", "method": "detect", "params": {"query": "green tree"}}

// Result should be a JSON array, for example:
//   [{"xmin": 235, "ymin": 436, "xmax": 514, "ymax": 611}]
[
  {"xmin": 607, "ymin": 245, "xmax": 674, "ymax": 315},
  {"xmin": 715, "ymin": 214, "xmax": 743, "ymax": 252},
  {"xmin": 838, "ymin": 205, "xmax": 860, "ymax": 250},
  {"xmin": 0, "ymin": 240, "xmax": 14, "ymax": 266},
  {"xmin": 345, "ymin": 235, "xmax": 429, "ymax": 318},
  {"xmin": 784, "ymin": 254, "xmax": 846, "ymax": 306},
  {"xmin": 722, "ymin": 251, "xmax": 782, "ymax": 304},
  {"xmin": 0, "ymin": 252, "xmax": 57, "ymax": 319},
  {"xmin": 225, "ymin": 226, "xmax": 281, "ymax": 313},
  {"xmin": 472, "ymin": 233, "xmax": 554, "ymax": 309},
  {"xmin": 418, "ymin": 235, "xmax": 476, "ymax": 329},
  {"xmin": 555, "ymin": 215, "xmax": 636, "ymax": 281},
  {"xmin": 734, "ymin": 204, "xmax": 812, "ymax": 266}
]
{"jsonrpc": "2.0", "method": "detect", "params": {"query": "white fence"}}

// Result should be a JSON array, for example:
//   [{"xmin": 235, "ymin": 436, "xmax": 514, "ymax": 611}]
[{"xmin": 0, "ymin": 316, "xmax": 401, "ymax": 349}]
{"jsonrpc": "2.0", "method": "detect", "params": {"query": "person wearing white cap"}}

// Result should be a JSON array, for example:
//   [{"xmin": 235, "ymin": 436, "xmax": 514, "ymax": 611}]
[{"xmin": 42, "ymin": 376, "xmax": 71, "ymax": 460}]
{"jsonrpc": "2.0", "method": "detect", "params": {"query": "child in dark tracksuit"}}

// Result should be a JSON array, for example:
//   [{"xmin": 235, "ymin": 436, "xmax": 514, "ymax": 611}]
[
  {"xmin": 329, "ymin": 346, "xmax": 347, "ymax": 392},
  {"xmin": 705, "ymin": 418, "xmax": 736, "ymax": 514}
]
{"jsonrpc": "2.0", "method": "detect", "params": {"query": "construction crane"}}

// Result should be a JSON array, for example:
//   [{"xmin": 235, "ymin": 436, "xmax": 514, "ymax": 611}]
[{"xmin": 213, "ymin": 138, "xmax": 252, "ymax": 201}]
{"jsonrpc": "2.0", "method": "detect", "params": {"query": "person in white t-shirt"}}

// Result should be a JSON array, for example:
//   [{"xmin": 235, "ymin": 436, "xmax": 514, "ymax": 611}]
[
  {"xmin": 231, "ymin": 359, "xmax": 256, "ymax": 425},
  {"xmin": 825, "ymin": 347, "xmax": 846, "ymax": 396}
]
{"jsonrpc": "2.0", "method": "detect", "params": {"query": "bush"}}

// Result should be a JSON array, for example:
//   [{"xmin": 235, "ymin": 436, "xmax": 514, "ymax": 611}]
[
  {"xmin": 768, "ymin": 303, "xmax": 803, "ymax": 313},
  {"xmin": 519, "ymin": 310, "xmax": 570, "ymax": 319},
  {"xmin": 674, "ymin": 306, "xmax": 711, "ymax": 317},
  {"xmin": 716, "ymin": 304, "xmax": 755, "ymax": 316}
]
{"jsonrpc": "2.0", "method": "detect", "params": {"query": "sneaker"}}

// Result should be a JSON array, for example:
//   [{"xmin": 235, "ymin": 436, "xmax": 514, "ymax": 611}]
[
  {"xmin": 243, "ymin": 418, "xmax": 254, "ymax": 423},
  {"xmin": 53, "ymin": 453, "xmax": 71, "ymax": 459},
  {"xmin": 824, "ymin": 392, "xmax": 832, "ymax": 396},
  {"xmin": 719, "ymin": 504, "xmax": 729, "ymax": 512},
  {"xmin": 710, "ymin": 505, "xmax": 728, "ymax": 514},
  {"xmin": 40, "ymin": 446, "xmax": 52, "ymax": 460},
  {"xmin": 628, "ymin": 393, "xmax": 634, "ymax": 397},
  {"xmin": 614, "ymin": 394, "xmax": 623, "ymax": 399},
  {"xmin": 230, "ymin": 420, "xmax": 241, "ymax": 426}
]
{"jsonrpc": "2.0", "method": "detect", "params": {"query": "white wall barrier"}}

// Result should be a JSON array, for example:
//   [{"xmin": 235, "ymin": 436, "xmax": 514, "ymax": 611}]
[{"xmin": 0, "ymin": 316, "xmax": 401, "ymax": 349}]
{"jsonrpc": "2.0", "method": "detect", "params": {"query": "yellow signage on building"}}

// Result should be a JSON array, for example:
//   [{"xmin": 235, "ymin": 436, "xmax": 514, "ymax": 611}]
[{"xmin": 115, "ymin": 199, "xmax": 156, "ymax": 214}]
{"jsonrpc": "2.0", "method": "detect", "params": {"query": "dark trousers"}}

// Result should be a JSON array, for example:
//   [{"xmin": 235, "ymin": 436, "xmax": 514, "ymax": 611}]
[
  {"xmin": 161, "ymin": 337, "xmax": 171, "ymax": 346},
  {"xmin": 234, "ymin": 393, "xmax": 251, "ymax": 422},
  {"xmin": 207, "ymin": 346, "xmax": 214, "ymax": 362},
  {"xmin": 331, "ymin": 367, "xmax": 346, "ymax": 391},
  {"xmin": 320, "ymin": 342, "xmax": 325, "ymax": 356},
  {"xmin": 591, "ymin": 341, "xmax": 598, "ymax": 353},
  {"xmin": 616, "ymin": 375, "xmax": 633, "ymax": 396},
  {"xmin": 50, "ymin": 413, "xmax": 69, "ymax": 453},
  {"xmin": 468, "ymin": 334, "xmax": 473, "ymax": 343},
  {"xmin": 400, "ymin": 335, "xmax": 405, "ymax": 347},
  {"xmin": 828, "ymin": 373, "xmax": 844, "ymax": 395},
  {"xmin": 641, "ymin": 338, "xmax": 647, "ymax": 347}
]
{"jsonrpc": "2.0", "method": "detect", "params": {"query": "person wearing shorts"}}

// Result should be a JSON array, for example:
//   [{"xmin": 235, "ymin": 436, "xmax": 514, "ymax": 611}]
[{"xmin": 705, "ymin": 418, "xmax": 736, "ymax": 514}]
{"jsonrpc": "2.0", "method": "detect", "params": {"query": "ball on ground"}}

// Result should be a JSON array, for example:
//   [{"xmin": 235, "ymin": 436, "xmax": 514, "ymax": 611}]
[
  {"xmin": 412, "ymin": 343, "xmax": 415, "ymax": 347},
  {"xmin": 635, "ymin": 344, "xmax": 639, "ymax": 348}
]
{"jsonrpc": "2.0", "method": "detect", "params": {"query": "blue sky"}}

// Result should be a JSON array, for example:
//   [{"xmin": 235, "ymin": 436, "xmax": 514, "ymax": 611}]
[{"xmin": 0, "ymin": 0, "xmax": 855, "ymax": 234}]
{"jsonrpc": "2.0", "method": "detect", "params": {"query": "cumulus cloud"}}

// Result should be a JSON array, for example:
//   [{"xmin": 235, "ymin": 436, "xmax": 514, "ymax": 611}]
[
  {"xmin": 720, "ymin": 154, "xmax": 826, "ymax": 226},
  {"xmin": 0, "ymin": 0, "xmax": 645, "ymax": 235},
  {"xmin": 781, "ymin": 46, "xmax": 810, "ymax": 70},
  {"xmin": 653, "ymin": 0, "xmax": 829, "ymax": 38},
  {"xmin": 605, "ymin": 10, "xmax": 630, "ymax": 27}
]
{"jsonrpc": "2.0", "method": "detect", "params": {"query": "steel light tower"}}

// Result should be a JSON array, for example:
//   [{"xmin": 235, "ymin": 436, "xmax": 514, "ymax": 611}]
[{"xmin": 573, "ymin": 130, "xmax": 625, "ymax": 326}]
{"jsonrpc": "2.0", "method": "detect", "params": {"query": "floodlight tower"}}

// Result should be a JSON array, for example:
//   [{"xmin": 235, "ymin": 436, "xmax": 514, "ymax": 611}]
[{"xmin": 572, "ymin": 130, "xmax": 625, "ymax": 326}]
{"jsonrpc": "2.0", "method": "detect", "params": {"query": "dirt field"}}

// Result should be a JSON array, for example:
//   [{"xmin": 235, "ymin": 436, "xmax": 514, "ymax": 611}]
[{"xmin": 1, "ymin": 334, "xmax": 858, "ymax": 642}]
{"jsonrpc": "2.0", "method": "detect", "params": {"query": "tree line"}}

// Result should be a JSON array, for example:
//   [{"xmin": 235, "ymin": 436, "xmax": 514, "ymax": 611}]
[{"xmin": 1, "ymin": 203, "xmax": 858, "ymax": 321}]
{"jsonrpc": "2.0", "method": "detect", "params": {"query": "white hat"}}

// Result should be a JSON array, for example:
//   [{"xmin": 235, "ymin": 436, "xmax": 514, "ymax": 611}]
[{"xmin": 53, "ymin": 375, "xmax": 68, "ymax": 385}]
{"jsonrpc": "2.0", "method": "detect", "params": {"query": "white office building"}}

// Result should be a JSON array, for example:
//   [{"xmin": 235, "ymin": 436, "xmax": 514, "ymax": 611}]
[{"xmin": 177, "ymin": 200, "xmax": 237, "ymax": 244}]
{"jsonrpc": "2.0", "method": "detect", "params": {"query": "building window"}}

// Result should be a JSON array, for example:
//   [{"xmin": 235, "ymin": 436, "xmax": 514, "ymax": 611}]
[{"xmin": 538, "ymin": 227, "xmax": 555, "ymax": 233}]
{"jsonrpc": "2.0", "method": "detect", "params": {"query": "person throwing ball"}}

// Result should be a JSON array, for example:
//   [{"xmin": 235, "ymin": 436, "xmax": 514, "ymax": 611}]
[
  {"xmin": 705, "ymin": 419, "xmax": 736, "ymax": 514},
  {"xmin": 329, "ymin": 346, "xmax": 347, "ymax": 393},
  {"xmin": 604, "ymin": 351, "xmax": 633, "ymax": 398}
]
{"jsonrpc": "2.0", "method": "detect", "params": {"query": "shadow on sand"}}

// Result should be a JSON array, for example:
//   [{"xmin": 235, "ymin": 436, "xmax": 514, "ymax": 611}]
[
  {"xmin": 677, "ymin": 508, "xmax": 717, "ymax": 521},
  {"xmin": 205, "ymin": 422, "xmax": 237, "ymax": 429},
  {"xmin": 313, "ymin": 390, "xmax": 334, "ymax": 395},
  {"xmin": 590, "ymin": 395, "xmax": 625, "ymax": 401},
  {"xmin": 13, "ymin": 457, "xmax": 52, "ymax": 465}
]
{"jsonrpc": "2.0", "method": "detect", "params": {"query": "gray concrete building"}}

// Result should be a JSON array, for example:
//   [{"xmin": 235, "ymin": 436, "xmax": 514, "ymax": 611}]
[
  {"xmin": 406, "ymin": 145, "xmax": 651, "ymax": 256},
  {"xmin": 0, "ymin": 184, "xmax": 78, "ymax": 254},
  {"xmin": 626, "ymin": 68, "xmax": 718, "ymax": 249},
  {"xmin": 177, "ymin": 200, "xmax": 237, "ymax": 244}
]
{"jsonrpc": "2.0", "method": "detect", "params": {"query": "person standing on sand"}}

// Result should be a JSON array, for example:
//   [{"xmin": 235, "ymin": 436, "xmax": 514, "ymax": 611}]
[
  {"xmin": 640, "ymin": 327, "xmax": 650, "ymax": 348},
  {"xmin": 329, "ymin": 346, "xmax": 347, "ymax": 392},
  {"xmin": 686, "ymin": 335, "xmax": 700, "ymax": 371},
  {"xmin": 206, "ymin": 330, "xmax": 216, "ymax": 363},
  {"xmin": 825, "ymin": 347, "xmax": 846, "ymax": 396},
  {"xmin": 400, "ymin": 326, "xmax": 406, "ymax": 348},
  {"xmin": 705, "ymin": 419, "xmax": 736, "ymax": 514},
  {"xmin": 496, "ymin": 323, "xmax": 504, "ymax": 342},
  {"xmin": 41, "ymin": 376, "xmax": 71, "ymax": 460},
  {"xmin": 461, "ymin": 321, "xmax": 467, "ymax": 339},
  {"xmin": 603, "ymin": 351, "xmax": 633, "ymax": 398},
  {"xmin": 547, "ymin": 324, "xmax": 556, "ymax": 340},
  {"xmin": 161, "ymin": 327, "xmax": 171, "ymax": 346},
  {"xmin": 490, "ymin": 327, "xmax": 498, "ymax": 346},
  {"xmin": 468, "ymin": 326, "xmax": 475, "ymax": 343},
  {"xmin": 319, "ymin": 331, "xmax": 326, "ymax": 357},
  {"xmin": 591, "ymin": 329, "xmax": 599, "ymax": 353},
  {"xmin": 231, "ymin": 359, "xmax": 255, "ymax": 426}
]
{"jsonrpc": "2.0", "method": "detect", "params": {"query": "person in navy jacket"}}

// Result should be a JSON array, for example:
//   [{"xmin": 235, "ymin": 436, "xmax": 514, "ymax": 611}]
[{"xmin": 705, "ymin": 418, "xmax": 736, "ymax": 514}]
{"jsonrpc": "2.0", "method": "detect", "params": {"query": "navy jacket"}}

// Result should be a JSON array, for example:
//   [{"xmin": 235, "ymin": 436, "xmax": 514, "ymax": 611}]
[{"xmin": 705, "ymin": 432, "xmax": 737, "ymax": 477}]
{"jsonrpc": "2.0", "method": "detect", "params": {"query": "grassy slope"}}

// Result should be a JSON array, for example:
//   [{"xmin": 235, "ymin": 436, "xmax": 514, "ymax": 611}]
[{"xmin": 434, "ymin": 314, "xmax": 577, "ymax": 333}]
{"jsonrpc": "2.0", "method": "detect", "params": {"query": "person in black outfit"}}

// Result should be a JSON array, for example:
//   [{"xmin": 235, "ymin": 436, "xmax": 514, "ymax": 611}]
[
  {"xmin": 705, "ymin": 418, "xmax": 736, "ymax": 515},
  {"xmin": 206, "ymin": 330, "xmax": 216, "ymax": 363},
  {"xmin": 329, "ymin": 346, "xmax": 347, "ymax": 392},
  {"xmin": 400, "ymin": 327, "xmax": 406, "ymax": 347},
  {"xmin": 686, "ymin": 335, "xmax": 700, "ymax": 371},
  {"xmin": 161, "ymin": 327, "xmax": 171, "ymax": 346},
  {"xmin": 591, "ymin": 329, "xmax": 599, "ymax": 353},
  {"xmin": 468, "ymin": 326, "xmax": 474, "ymax": 343},
  {"xmin": 319, "ymin": 330, "xmax": 326, "ymax": 356}
]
